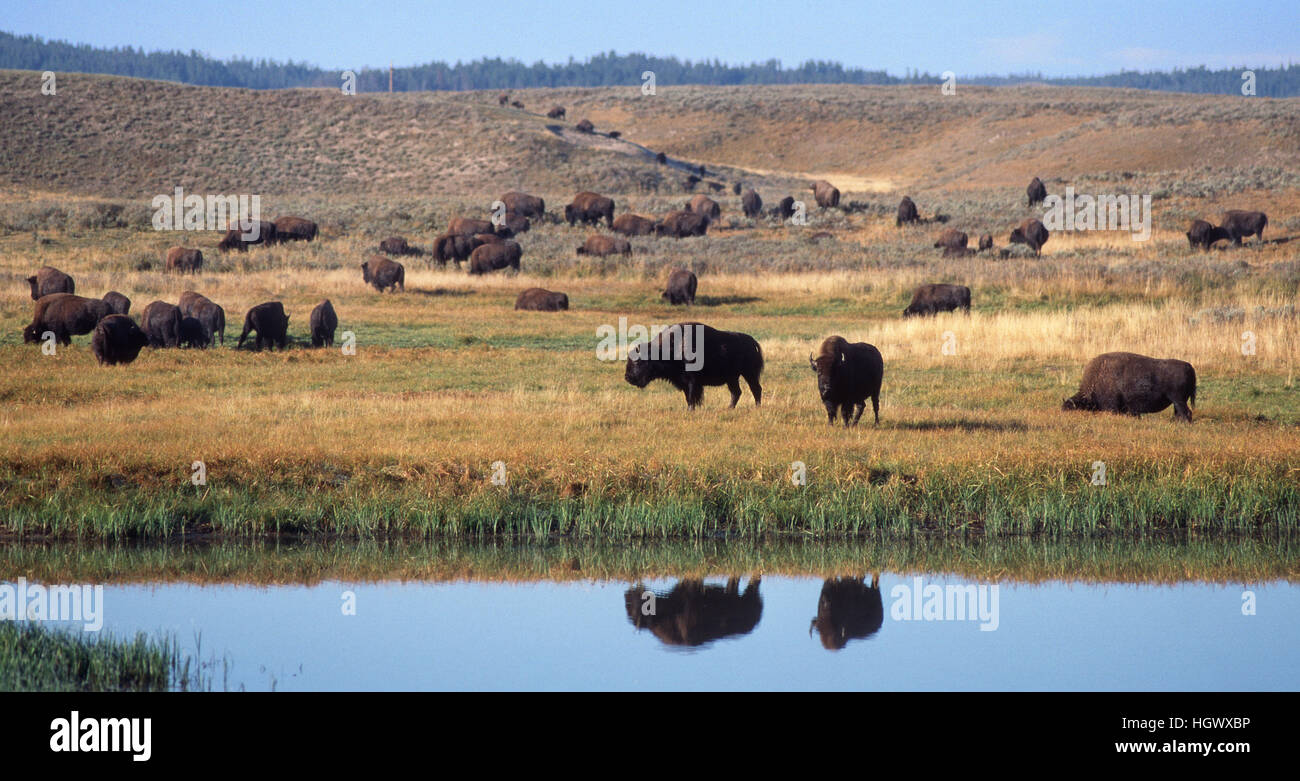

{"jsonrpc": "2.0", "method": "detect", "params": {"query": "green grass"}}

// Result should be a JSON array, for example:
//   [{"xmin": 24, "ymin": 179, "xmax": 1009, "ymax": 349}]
[{"xmin": 0, "ymin": 621, "xmax": 210, "ymax": 692}]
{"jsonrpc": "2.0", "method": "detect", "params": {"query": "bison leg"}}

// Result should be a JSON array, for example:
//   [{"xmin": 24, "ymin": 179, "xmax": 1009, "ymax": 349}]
[
  {"xmin": 743, "ymin": 373, "xmax": 762, "ymax": 406},
  {"xmin": 850, "ymin": 402, "xmax": 865, "ymax": 427},
  {"xmin": 683, "ymin": 377, "xmax": 703, "ymax": 409},
  {"xmin": 1172, "ymin": 396, "xmax": 1193, "ymax": 423},
  {"xmin": 726, "ymin": 378, "xmax": 742, "ymax": 408},
  {"xmin": 824, "ymin": 401, "xmax": 838, "ymax": 425},
  {"xmin": 871, "ymin": 394, "xmax": 880, "ymax": 425}
]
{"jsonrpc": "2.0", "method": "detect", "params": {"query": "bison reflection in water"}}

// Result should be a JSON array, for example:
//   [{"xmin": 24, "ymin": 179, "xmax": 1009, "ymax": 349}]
[
  {"xmin": 624, "ymin": 577, "xmax": 762, "ymax": 648},
  {"xmin": 810, "ymin": 575, "xmax": 884, "ymax": 651}
]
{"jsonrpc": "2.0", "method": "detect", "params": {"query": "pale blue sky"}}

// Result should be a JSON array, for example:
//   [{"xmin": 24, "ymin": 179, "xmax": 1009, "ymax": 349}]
[{"xmin": 5, "ymin": 0, "xmax": 1298, "ymax": 77}]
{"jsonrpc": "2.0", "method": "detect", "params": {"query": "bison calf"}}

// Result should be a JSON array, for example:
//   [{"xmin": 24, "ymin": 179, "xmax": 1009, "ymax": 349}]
[
  {"xmin": 1062, "ymin": 352, "xmax": 1196, "ymax": 422},
  {"xmin": 809, "ymin": 336, "xmax": 884, "ymax": 426},
  {"xmin": 624, "ymin": 323, "xmax": 764, "ymax": 410}
]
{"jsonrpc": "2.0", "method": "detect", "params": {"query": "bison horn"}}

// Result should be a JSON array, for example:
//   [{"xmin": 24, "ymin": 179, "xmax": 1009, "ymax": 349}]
[{"xmin": 808, "ymin": 353, "xmax": 817, "ymax": 371}]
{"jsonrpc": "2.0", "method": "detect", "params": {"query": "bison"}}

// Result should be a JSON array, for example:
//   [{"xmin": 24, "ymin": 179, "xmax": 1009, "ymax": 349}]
[
  {"xmin": 624, "ymin": 322, "xmax": 763, "ymax": 409},
  {"xmin": 576, "ymin": 234, "xmax": 630, "ymax": 257},
  {"xmin": 810, "ymin": 576, "xmax": 884, "ymax": 651},
  {"xmin": 361, "ymin": 256, "xmax": 405, "ymax": 292},
  {"xmin": 467, "ymin": 241, "xmax": 522, "ymax": 274},
  {"xmin": 140, "ymin": 300, "xmax": 183, "ymax": 348},
  {"xmin": 1009, "ymin": 218, "xmax": 1049, "ymax": 256},
  {"xmin": 575, "ymin": 118, "xmax": 594, "ymax": 133},
  {"xmin": 164, "ymin": 246, "xmax": 203, "ymax": 273},
  {"xmin": 546, "ymin": 106, "xmax": 566, "ymax": 119},
  {"xmin": 273, "ymin": 216, "xmax": 318, "ymax": 242},
  {"xmin": 237, "ymin": 301, "xmax": 290, "ymax": 351},
  {"xmin": 934, "ymin": 228, "xmax": 969, "ymax": 256},
  {"xmin": 896, "ymin": 196, "xmax": 920, "ymax": 226},
  {"xmin": 624, "ymin": 578, "xmax": 763, "ymax": 647},
  {"xmin": 564, "ymin": 192, "xmax": 615, "ymax": 228},
  {"xmin": 612, "ymin": 213, "xmax": 656, "ymax": 236},
  {"xmin": 687, "ymin": 194, "xmax": 721, "ymax": 220},
  {"xmin": 809, "ymin": 335, "xmax": 884, "ymax": 426},
  {"xmin": 102, "ymin": 291, "xmax": 131, "ymax": 315},
  {"xmin": 1062, "ymin": 352, "xmax": 1197, "ymax": 422},
  {"xmin": 494, "ymin": 212, "xmax": 530, "ymax": 237},
  {"xmin": 499, "ymin": 191, "xmax": 545, "ymax": 220},
  {"xmin": 1219, "ymin": 210, "xmax": 1267, "ymax": 245},
  {"xmin": 26, "ymin": 266, "xmax": 75, "ymax": 300},
  {"xmin": 179, "ymin": 317, "xmax": 209, "ymax": 349},
  {"xmin": 24, "ymin": 293, "xmax": 112, "ymax": 345},
  {"xmin": 978, "ymin": 233, "xmax": 994, "ymax": 252},
  {"xmin": 310, "ymin": 299, "xmax": 338, "ymax": 347},
  {"xmin": 1027, "ymin": 176, "xmax": 1048, "ymax": 207},
  {"xmin": 497, "ymin": 93, "xmax": 509, "ymax": 106},
  {"xmin": 1186, "ymin": 219, "xmax": 1229, "ymax": 250},
  {"xmin": 661, "ymin": 268, "xmax": 697, "ymax": 305},
  {"xmin": 774, "ymin": 196, "xmax": 796, "ymax": 220},
  {"xmin": 810, "ymin": 180, "xmax": 840, "ymax": 208},
  {"xmin": 515, "ymin": 288, "xmax": 569, "ymax": 311},
  {"xmin": 655, "ymin": 210, "xmax": 708, "ymax": 238},
  {"xmin": 447, "ymin": 217, "xmax": 495, "ymax": 237},
  {"xmin": 178, "ymin": 290, "xmax": 226, "ymax": 347},
  {"xmin": 90, "ymin": 314, "xmax": 149, "ymax": 366},
  {"xmin": 903, "ymin": 283, "xmax": 971, "ymax": 317},
  {"xmin": 218, "ymin": 220, "xmax": 277, "ymax": 251},
  {"xmin": 378, "ymin": 236, "xmax": 424, "ymax": 256},
  {"xmin": 741, "ymin": 188, "xmax": 763, "ymax": 218},
  {"xmin": 433, "ymin": 232, "xmax": 480, "ymax": 266}
]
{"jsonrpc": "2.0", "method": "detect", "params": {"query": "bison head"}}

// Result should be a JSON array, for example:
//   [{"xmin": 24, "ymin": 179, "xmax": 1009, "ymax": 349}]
[
  {"xmin": 624, "ymin": 343, "xmax": 656, "ymax": 388},
  {"xmin": 22, "ymin": 323, "xmax": 44, "ymax": 343},
  {"xmin": 360, "ymin": 261, "xmax": 373, "ymax": 283},
  {"xmin": 564, "ymin": 204, "xmax": 575, "ymax": 225},
  {"xmin": 1061, "ymin": 393, "xmax": 1097, "ymax": 412},
  {"xmin": 1009, "ymin": 228, "xmax": 1025, "ymax": 245},
  {"xmin": 25, "ymin": 276, "xmax": 39, "ymax": 300},
  {"xmin": 809, "ymin": 351, "xmax": 841, "ymax": 400}
]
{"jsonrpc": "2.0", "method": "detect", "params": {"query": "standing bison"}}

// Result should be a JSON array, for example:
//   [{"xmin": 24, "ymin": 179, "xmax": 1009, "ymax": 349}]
[
  {"xmin": 661, "ymin": 268, "xmax": 697, "ymax": 305},
  {"xmin": 273, "ymin": 216, "xmax": 318, "ymax": 242},
  {"xmin": 468, "ymin": 241, "xmax": 522, "ymax": 274},
  {"xmin": 741, "ymin": 188, "xmax": 762, "ymax": 218},
  {"xmin": 809, "ymin": 335, "xmax": 884, "ymax": 426},
  {"xmin": 218, "ymin": 220, "xmax": 277, "ymax": 251},
  {"xmin": 903, "ymin": 284, "xmax": 971, "ymax": 317},
  {"xmin": 448, "ymin": 217, "xmax": 495, "ymax": 237},
  {"xmin": 1027, "ymin": 176, "xmax": 1048, "ymax": 207},
  {"xmin": 237, "ymin": 301, "xmax": 290, "ymax": 351},
  {"xmin": 310, "ymin": 299, "xmax": 338, "ymax": 347},
  {"xmin": 978, "ymin": 233, "xmax": 994, "ymax": 252},
  {"xmin": 624, "ymin": 323, "xmax": 763, "ymax": 409},
  {"xmin": 896, "ymin": 196, "xmax": 920, "ymax": 226},
  {"xmin": 612, "ymin": 214, "xmax": 657, "ymax": 236},
  {"xmin": 164, "ymin": 246, "xmax": 203, "ymax": 273},
  {"xmin": 23, "ymin": 293, "xmax": 112, "ymax": 345},
  {"xmin": 102, "ymin": 291, "xmax": 131, "ymax": 315},
  {"xmin": 140, "ymin": 301, "xmax": 183, "ymax": 348},
  {"xmin": 494, "ymin": 212, "xmax": 530, "ymax": 237},
  {"xmin": 546, "ymin": 106, "xmax": 566, "ymax": 119},
  {"xmin": 687, "ymin": 194, "xmax": 721, "ymax": 220},
  {"xmin": 1219, "ymin": 210, "xmax": 1268, "ymax": 245},
  {"xmin": 773, "ymin": 196, "xmax": 796, "ymax": 220},
  {"xmin": 361, "ymin": 256, "xmax": 405, "ymax": 292},
  {"xmin": 90, "ymin": 315, "xmax": 149, "ymax": 366},
  {"xmin": 378, "ymin": 236, "xmax": 423, "ymax": 256},
  {"xmin": 810, "ymin": 180, "xmax": 840, "ymax": 209},
  {"xmin": 1186, "ymin": 219, "xmax": 1229, "ymax": 250},
  {"xmin": 178, "ymin": 290, "xmax": 226, "ymax": 347},
  {"xmin": 433, "ymin": 232, "xmax": 480, "ymax": 266},
  {"xmin": 655, "ymin": 210, "xmax": 709, "ymax": 238},
  {"xmin": 564, "ymin": 192, "xmax": 615, "ymax": 228},
  {"xmin": 26, "ymin": 266, "xmax": 75, "ymax": 299},
  {"xmin": 1009, "ymin": 218, "xmax": 1049, "ymax": 256},
  {"xmin": 933, "ymin": 228, "xmax": 969, "ymax": 256},
  {"xmin": 575, "ymin": 118, "xmax": 595, "ymax": 133},
  {"xmin": 1062, "ymin": 352, "xmax": 1197, "ymax": 422},
  {"xmin": 515, "ymin": 288, "xmax": 569, "ymax": 311},
  {"xmin": 576, "ymin": 234, "xmax": 630, "ymax": 256},
  {"xmin": 499, "ymin": 191, "xmax": 545, "ymax": 219}
]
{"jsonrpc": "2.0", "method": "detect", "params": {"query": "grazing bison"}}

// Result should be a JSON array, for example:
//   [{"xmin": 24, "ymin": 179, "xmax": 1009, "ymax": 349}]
[
  {"xmin": 237, "ymin": 301, "xmax": 290, "ymax": 351},
  {"xmin": 1062, "ymin": 352, "xmax": 1197, "ymax": 422},
  {"xmin": 432, "ymin": 232, "xmax": 480, "ymax": 266},
  {"xmin": 810, "ymin": 180, "xmax": 840, "ymax": 208},
  {"xmin": 1186, "ymin": 219, "xmax": 1229, "ymax": 250},
  {"xmin": 774, "ymin": 196, "xmax": 796, "ymax": 220},
  {"xmin": 310, "ymin": 299, "xmax": 338, "ymax": 347},
  {"xmin": 361, "ymin": 256, "xmax": 405, "ymax": 292},
  {"xmin": 655, "ymin": 210, "xmax": 709, "ymax": 238},
  {"xmin": 1027, "ymin": 176, "xmax": 1048, "ymax": 207},
  {"xmin": 978, "ymin": 233, "xmax": 994, "ymax": 252},
  {"xmin": 447, "ymin": 217, "xmax": 494, "ymax": 237},
  {"xmin": 164, "ymin": 246, "xmax": 203, "ymax": 273},
  {"xmin": 564, "ymin": 192, "xmax": 615, "ymax": 228},
  {"xmin": 896, "ymin": 196, "xmax": 920, "ymax": 226},
  {"xmin": 514, "ymin": 288, "xmax": 569, "ymax": 311},
  {"xmin": 624, "ymin": 322, "xmax": 763, "ymax": 409},
  {"xmin": 612, "ymin": 213, "xmax": 656, "ymax": 236},
  {"xmin": 576, "ymin": 234, "xmax": 630, "ymax": 257},
  {"xmin": 90, "ymin": 315, "xmax": 149, "ymax": 366},
  {"xmin": 178, "ymin": 290, "xmax": 225, "ymax": 347},
  {"xmin": 26, "ymin": 266, "xmax": 75, "ymax": 300},
  {"xmin": 546, "ymin": 105, "xmax": 566, "ymax": 119},
  {"xmin": 808, "ymin": 335, "xmax": 884, "ymax": 426},
  {"xmin": 468, "ymin": 241, "xmax": 522, "ymax": 274},
  {"xmin": 656, "ymin": 151, "xmax": 668, "ymax": 164},
  {"xmin": 575, "ymin": 118, "xmax": 594, "ymax": 133},
  {"xmin": 102, "ymin": 291, "xmax": 131, "ymax": 315},
  {"xmin": 810, "ymin": 576, "xmax": 884, "ymax": 651},
  {"xmin": 1219, "ymin": 210, "xmax": 1268, "ymax": 245},
  {"xmin": 933, "ymin": 228, "xmax": 969, "ymax": 255},
  {"xmin": 218, "ymin": 220, "xmax": 277, "ymax": 251},
  {"xmin": 661, "ymin": 268, "xmax": 698, "ymax": 305},
  {"xmin": 741, "ymin": 188, "xmax": 762, "ymax": 218},
  {"xmin": 499, "ymin": 191, "xmax": 545, "ymax": 219},
  {"xmin": 378, "ymin": 236, "xmax": 423, "ymax": 256},
  {"xmin": 495, "ymin": 212, "xmax": 530, "ymax": 237},
  {"xmin": 1009, "ymin": 218, "xmax": 1049, "ymax": 256},
  {"xmin": 273, "ymin": 216, "xmax": 318, "ymax": 242},
  {"xmin": 140, "ymin": 300, "xmax": 183, "ymax": 348},
  {"xmin": 624, "ymin": 578, "xmax": 763, "ymax": 648},
  {"xmin": 23, "ymin": 293, "xmax": 112, "ymax": 345},
  {"xmin": 903, "ymin": 283, "xmax": 971, "ymax": 317},
  {"xmin": 179, "ymin": 317, "xmax": 209, "ymax": 349},
  {"xmin": 687, "ymin": 194, "xmax": 721, "ymax": 220},
  {"xmin": 511, "ymin": 100, "xmax": 524, "ymax": 109}
]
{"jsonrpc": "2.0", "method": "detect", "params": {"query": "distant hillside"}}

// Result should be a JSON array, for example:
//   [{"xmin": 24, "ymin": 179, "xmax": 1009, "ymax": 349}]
[{"xmin": 3, "ymin": 31, "xmax": 1299, "ymax": 96}]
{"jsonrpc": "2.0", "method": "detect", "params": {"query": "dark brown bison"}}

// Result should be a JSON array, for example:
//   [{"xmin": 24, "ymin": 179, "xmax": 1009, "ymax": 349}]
[
  {"xmin": 1219, "ymin": 210, "xmax": 1268, "ymax": 245},
  {"xmin": 514, "ymin": 288, "xmax": 569, "ymax": 311},
  {"xmin": 102, "ymin": 291, "xmax": 131, "ymax": 315},
  {"xmin": 273, "ymin": 216, "xmax": 318, "ymax": 242},
  {"xmin": 378, "ymin": 236, "xmax": 424, "ymax": 256},
  {"xmin": 624, "ymin": 578, "xmax": 763, "ymax": 647},
  {"xmin": 218, "ymin": 220, "xmax": 277, "ymax": 251},
  {"xmin": 810, "ymin": 180, "xmax": 840, "ymax": 208},
  {"xmin": 625, "ymin": 322, "xmax": 763, "ymax": 409},
  {"xmin": 497, "ymin": 93, "xmax": 509, "ymax": 106},
  {"xmin": 1027, "ymin": 176, "xmax": 1048, "ymax": 207},
  {"xmin": 164, "ymin": 246, "xmax": 203, "ymax": 273},
  {"xmin": 655, "ymin": 210, "xmax": 709, "ymax": 238},
  {"xmin": 1009, "ymin": 218, "xmax": 1049, "ymax": 256},
  {"xmin": 499, "ymin": 191, "xmax": 545, "ymax": 219},
  {"xmin": 810, "ymin": 576, "xmax": 883, "ymax": 651},
  {"xmin": 178, "ymin": 290, "xmax": 226, "ymax": 347},
  {"xmin": 934, "ymin": 228, "xmax": 969, "ymax": 255},
  {"xmin": 432, "ymin": 232, "xmax": 479, "ymax": 266},
  {"xmin": 90, "ymin": 314, "xmax": 149, "ymax": 366},
  {"xmin": 575, "ymin": 118, "xmax": 594, "ymax": 133},
  {"xmin": 978, "ymin": 233, "xmax": 994, "ymax": 252},
  {"xmin": 546, "ymin": 105, "xmax": 566, "ymax": 119},
  {"xmin": 1062, "ymin": 352, "xmax": 1196, "ymax": 422},
  {"xmin": 576, "ymin": 234, "xmax": 630, "ymax": 257},
  {"xmin": 662, "ymin": 268, "xmax": 697, "ymax": 305},
  {"xmin": 608, "ymin": 131, "xmax": 622, "ymax": 140},
  {"xmin": 468, "ymin": 241, "xmax": 522, "ymax": 274},
  {"xmin": 1186, "ymin": 219, "xmax": 1229, "ymax": 250},
  {"xmin": 179, "ymin": 317, "xmax": 208, "ymax": 349},
  {"xmin": 473, "ymin": 232, "xmax": 504, "ymax": 245},
  {"xmin": 741, "ymin": 188, "xmax": 762, "ymax": 218},
  {"xmin": 447, "ymin": 217, "xmax": 494, "ymax": 237},
  {"xmin": 565, "ymin": 192, "xmax": 615, "ymax": 228},
  {"xmin": 494, "ymin": 212, "xmax": 530, "ymax": 237},
  {"xmin": 26, "ymin": 266, "xmax": 75, "ymax": 299},
  {"xmin": 903, "ymin": 283, "xmax": 971, "ymax": 317},
  {"xmin": 24, "ymin": 293, "xmax": 112, "ymax": 345},
  {"xmin": 237, "ymin": 301, "xmax": 290, "ymax": 351},
  {"xmin": 510, "ymin": 100, "xmax": 524, "ymax": 109},
  {"xmin": 809, "ymin": 335, "xmax": 884, "ymax": 426},
  {"xmin": 687, "ymin": 194, "xmax": 721, "ymax": 220},
  {"xmin": 140, "ymin": 300, "xmax": 182, "ymax": 348},
  {"xmin": 774, "ymin": 196, "xmax": 796, "ymax": 220},
  {"xmin": 656, "ymin": 151, "xmax": 667, "ymax": 164},
  {"xmin": 896, "ymin": 196, "xmax": 920, "ymax": 226},
  {"xmin": 684, "ymin": 174, "xmax": 701, "ymax": 191},
  {"xmin": 310, "ymin": 299, "xmax": 338, "ymax": 347},
  {"xmin": 612, "ymin": 213, "xmax": 656, "ymax": 236},
  {"xmin": 361, "ymin": 256, "xmax": 405, "ymax": 292}
]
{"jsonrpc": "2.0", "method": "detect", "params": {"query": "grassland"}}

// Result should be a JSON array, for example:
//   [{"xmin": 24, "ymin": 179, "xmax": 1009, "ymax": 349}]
[{"xmin": 0, "ymin": 73, "xmax": 1297, "ymax": 540}]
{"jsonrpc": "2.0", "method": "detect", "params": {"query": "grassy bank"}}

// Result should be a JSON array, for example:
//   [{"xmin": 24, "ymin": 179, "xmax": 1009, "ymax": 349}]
[{"xmin": 0, "ymin": 620, "xmax": 206, "ymax": 692}]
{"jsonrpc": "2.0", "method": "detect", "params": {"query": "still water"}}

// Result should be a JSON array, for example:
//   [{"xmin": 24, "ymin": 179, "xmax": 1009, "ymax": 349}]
[{"xmin": 56, "ymin": 574, "xmax": 1299, "ymax": 690}]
